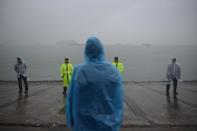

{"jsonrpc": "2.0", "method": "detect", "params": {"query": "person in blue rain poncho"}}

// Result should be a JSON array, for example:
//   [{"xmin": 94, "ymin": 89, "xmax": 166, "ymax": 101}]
[{"xmin": 66, "ymin": 37, "xmax": 123, "ymax": 131}]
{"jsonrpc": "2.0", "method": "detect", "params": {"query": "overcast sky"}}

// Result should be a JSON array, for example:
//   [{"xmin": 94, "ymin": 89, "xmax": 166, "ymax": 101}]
[{"xmin": 0, "ymin": 0, "xmax": 197, "ymax": 45}]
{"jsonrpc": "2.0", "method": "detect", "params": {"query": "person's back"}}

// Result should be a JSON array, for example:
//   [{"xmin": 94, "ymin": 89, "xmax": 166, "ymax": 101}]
[
  {"xmin": 166, "ymin": 58, "xmax": 181, "ymax": 98},
  {"xmin": 167, "ymin": 61, "xmax": 181, "ymax": 81},
  {"xmin": 66, "ymin": 37, "xmax": 123, "ymax": 131}
]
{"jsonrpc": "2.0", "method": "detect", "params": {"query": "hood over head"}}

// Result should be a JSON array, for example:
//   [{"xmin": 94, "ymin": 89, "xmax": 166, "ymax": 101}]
[{"xmin": 85, "ymin": 37, "xmax": 105, "ymax": 63}]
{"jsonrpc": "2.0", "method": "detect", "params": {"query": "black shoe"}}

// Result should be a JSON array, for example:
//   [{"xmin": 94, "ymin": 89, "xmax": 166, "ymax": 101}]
[
  {"xmin": 174, "ymin": 95, "xmax": 177, "ymax": 99},
  {"xmin": 166, "ymin": 92, "xmax": 170, "ymax": 97},
  {"xmin": 25, "ymin": 91, "xmax": 28, "ymax": 97},
  {"xmin": 174, "ymin": 92, "xmax": 178, "ymax": 96},
  {"xmin": 25, "ymin": 92, "xmax": 28, "ymax": 98},
  {"xmin": 174, "ymin": 92, "xmax": 178, "ymax": 99}
]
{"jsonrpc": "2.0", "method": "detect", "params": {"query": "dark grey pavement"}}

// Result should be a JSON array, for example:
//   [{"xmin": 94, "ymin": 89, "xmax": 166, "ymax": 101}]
[
  {"xmin": 0, "ymin": 126, "xmax": 197, "ymax": 131},
  {"xmin": 0, "ymin": 81, "xmax": 197, "ymax": 131}
]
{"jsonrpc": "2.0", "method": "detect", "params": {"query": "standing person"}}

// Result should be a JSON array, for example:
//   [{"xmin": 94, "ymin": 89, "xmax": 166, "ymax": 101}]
[
  {"xmin": 66, "ymin": 37, "xmax": 123, "ymax": 131},
  {"xmin": 14, "ymin": 57, "xmax": 28, "ymax": 94},
  {"xmin": 166, "ymin": 58, "xmax": 181, "ymax": 98},
  {"xmin": 60, "ymin": 58, "xmax": 73, "ymax": 96},
  {"xmin": 112, "ymin": 56, "xmax": 124, "ymax": 73}
]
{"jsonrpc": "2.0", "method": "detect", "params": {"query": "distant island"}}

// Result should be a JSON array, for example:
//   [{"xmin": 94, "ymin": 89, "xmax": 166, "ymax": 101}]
[
  {"xmin": 56, "ymin": 40, "xmax": 82, "ymax": 45},
  {"xmin": 141, "ymin": 43, "xmax": 151, "ymax": 47}
]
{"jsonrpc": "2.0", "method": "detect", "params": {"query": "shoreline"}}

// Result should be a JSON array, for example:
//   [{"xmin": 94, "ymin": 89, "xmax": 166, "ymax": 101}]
[{"xmin": 0, "ymin": 80, "xmax": 197, "ymax": 83}]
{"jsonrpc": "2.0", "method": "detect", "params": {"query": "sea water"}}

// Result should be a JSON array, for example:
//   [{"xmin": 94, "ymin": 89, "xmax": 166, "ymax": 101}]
[{"xmin": 0, "ymin": 44, "xmax": 197, "ymax": 81}]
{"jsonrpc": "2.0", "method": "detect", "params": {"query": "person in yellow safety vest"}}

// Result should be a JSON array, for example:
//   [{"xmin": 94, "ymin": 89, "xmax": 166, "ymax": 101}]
[
  {"xmin": 60, "ymin": 58, "xmax": 73, "ymax": 96},
  {"xmin": 112, "ymin": 56, "xmax": 124, "ymax": 73}
]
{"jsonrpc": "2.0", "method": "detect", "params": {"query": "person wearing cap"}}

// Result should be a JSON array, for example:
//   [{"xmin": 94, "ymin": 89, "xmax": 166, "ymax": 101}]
[
  {"xmin": 14, "ymin": 57, "xmax": 28, "ymax": 94},
  {"xmin": 166, "ymin": 58, "xmax": 181, "ymax": 98},
  {"xmin": 112, "ymin": 57, "xmax": 124, "ymax": 74},
  {"xmin": 60, "ymin": 58, "xmax": 73, "ymax": 96}
]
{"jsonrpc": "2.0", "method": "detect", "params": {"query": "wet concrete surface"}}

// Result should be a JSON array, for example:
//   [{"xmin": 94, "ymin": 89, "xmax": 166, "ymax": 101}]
[
  {"xmin": 0, "ymin": 126, "xmax": 197, "ymax": 131},
  {"xmin": 0, "ymin": 81, "xmax": 197, "ymax": 131}
]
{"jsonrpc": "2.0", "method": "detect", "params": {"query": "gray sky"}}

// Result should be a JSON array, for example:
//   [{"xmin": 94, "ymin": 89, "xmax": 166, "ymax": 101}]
[{"xmin": 0, "ymin": 0, "xmax": 197, "ymax": 45}]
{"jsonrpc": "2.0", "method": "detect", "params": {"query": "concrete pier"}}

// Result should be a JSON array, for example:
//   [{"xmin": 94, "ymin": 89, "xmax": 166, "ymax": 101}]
[{"xmin": 0, "ymin": 81, "xmax": 197, "ymax": 131}]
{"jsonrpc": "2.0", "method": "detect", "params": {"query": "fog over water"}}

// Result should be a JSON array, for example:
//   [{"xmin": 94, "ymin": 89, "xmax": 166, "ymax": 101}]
[
  {"xmin": 0, "ymin": 0, "xmax": 197, "ymax": 81},
  {"xmin": 0, "ymin": 44, "xmax": 197, "ymax": 81}
]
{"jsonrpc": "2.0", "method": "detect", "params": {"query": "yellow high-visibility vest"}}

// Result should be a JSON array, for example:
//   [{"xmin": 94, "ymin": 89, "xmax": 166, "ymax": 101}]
[
  {"xmin": 112, "ymin": 62, "xmax": 124, "ymax": 73},
  {"xmin": 60, "ymin": 63, "xmax": 73, "ymax": 87}
]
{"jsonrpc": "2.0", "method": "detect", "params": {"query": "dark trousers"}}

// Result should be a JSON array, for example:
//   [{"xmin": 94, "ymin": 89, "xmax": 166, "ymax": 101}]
[
  {"xmin": 18, "ymin": 75, "xmax": 28, "ymax": 92},
  {"xmin": 166, "ymin": 77, "xmax": 178, "ymax": 96},
  {"xmin": 63, "ymin": 87, "xmax": 67, "ymax": 96}
]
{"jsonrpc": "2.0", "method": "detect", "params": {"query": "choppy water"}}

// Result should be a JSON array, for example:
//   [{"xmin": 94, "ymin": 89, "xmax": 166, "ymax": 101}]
[{"xmin": 0, "ymin": 44, "xmax": 197, "ymax": 81}]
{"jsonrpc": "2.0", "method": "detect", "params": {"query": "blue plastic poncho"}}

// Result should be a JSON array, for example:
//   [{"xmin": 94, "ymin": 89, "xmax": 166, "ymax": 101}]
[{"xmin": 66, "ymin": 37, "xmax": 123, "ymax": 131}]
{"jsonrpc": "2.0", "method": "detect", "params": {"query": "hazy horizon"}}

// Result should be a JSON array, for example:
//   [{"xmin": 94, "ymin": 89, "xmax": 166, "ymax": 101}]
[
  {"xmin": 1, "ymin": 44, "xmax": 197, "ymax": 81},
  {"xmin": 1, "ymin": 0, "xmax": 197, "ymax": 45}
]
